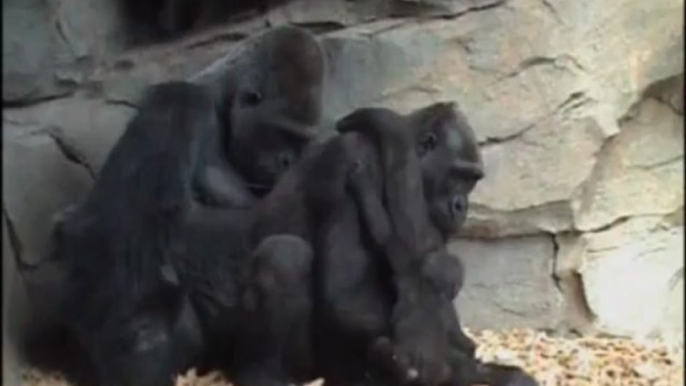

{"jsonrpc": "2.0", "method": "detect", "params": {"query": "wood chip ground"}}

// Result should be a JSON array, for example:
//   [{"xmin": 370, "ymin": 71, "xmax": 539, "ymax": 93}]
[{"xmin": 21, "ymin": 329, "xmax": 684, "ymax": 386}]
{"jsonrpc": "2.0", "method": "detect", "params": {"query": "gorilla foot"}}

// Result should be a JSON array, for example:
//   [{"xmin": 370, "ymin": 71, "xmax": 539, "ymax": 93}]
[
  {"xmin": 367, "ymin": 336, "xmax": 451, "ymax": 386},
  {"xmin": 478, "ymin": 363, "xmax": 539, "ymax": 386},
  {"xmin": 449, "ymin": 358, "xmax": 540, "ymax": 386}
]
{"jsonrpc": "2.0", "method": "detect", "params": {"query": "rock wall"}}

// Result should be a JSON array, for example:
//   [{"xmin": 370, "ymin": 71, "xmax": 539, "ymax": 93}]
[{"xmin": 3, "ymin": 0, "xmax": 684, "ymax": 347}]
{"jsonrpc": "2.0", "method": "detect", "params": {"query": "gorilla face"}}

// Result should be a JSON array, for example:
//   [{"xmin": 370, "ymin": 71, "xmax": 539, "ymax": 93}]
[
  {"xmin": 222, "ymin": 26, "xmax": 325, "ymax": 194},
  {"xmin": 225, "ymin": 66, "xmax": 322, "ymax": 193},
  {"xmin": 409, "ymin": 102, "xmax": 484, "ymax": 238},
  {"xmin": 227, "ymin": 104, "xmax": 312, "ymax": 195}
]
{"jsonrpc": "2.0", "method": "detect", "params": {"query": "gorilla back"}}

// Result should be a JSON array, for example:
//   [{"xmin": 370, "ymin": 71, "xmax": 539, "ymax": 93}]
[{"xmin": 54, "ymin": 83, "xmax": 219, "ymax": 386}]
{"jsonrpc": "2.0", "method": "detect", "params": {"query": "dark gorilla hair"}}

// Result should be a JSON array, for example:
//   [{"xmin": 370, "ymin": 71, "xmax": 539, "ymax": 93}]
[
  {"xmin": 241, "ymin": 103, "xmax": 477, "ymax": 386},
  {"xmin": 244, "ymin": 102, "xmax": 537, "ymax": 386},
  {"xmin": 54, "ymin": 82, "xmax": 215, "ymax": 386},
  {"xmin": 121, "ymin": 0, "xmax": 289, "ymax": 44},
  {"xmin": 46, "ymin": 25, "xmax": 325, "ymax": 386}
]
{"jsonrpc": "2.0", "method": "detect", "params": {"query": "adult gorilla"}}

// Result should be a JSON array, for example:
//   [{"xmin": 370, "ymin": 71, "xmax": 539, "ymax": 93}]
[
  {"xmin": 336, "ymin": 106, "xmax": 539, "ymax": 386},
  {"xmin": 46, "ymin": 25, "xmax": 324, "ymax": 386},
  {"xmin": 242, "ymin": 103, "xmax": 539, "ymax": 386}
]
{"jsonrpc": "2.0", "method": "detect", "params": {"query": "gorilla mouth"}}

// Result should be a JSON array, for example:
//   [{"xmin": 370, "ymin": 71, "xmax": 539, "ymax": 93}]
[
  {"xmin": 432, "ymin": 193, "xmax": 468, "ymax": 237},
  {"xmin": 246, "ymin": 182, "xmax": 273, "ymax": 196}
]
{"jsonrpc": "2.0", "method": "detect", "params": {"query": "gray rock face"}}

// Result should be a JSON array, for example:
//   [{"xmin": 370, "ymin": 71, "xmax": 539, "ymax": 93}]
[
  {"xmin": 3, "ymin": 125, "xmax": 93, "ymax": 268},
  {"xmin": 2, "ymin": 0, "xmax": 126, "ymax": 103},
  {"xmin": 3, "ymin": 217, "xmax": 27, "ymax": 386},
  {"xmin": 320, "ymin": 27, "xmax": 442, "ymax": 120},
  {"xmin": 571, "ymin": 97, "xmax": 684, "ymax": 232},
  {"xmin": 3, "ymin": 98, "xmax": 135, "ymax": 173},
  {"xmin": 557, "ymin": 216, "xmax": 684, "ymax": 340},
  {"xmin": 450, "ymin": 236, "xmax": 562, "ymax": 330},
  {"xmin": 391, "ymin": 0, "xmax": 504, "ymax": 17},
  {"xmin": 3, "ymin": 0, "xmax": 79, "ymax": 102}
]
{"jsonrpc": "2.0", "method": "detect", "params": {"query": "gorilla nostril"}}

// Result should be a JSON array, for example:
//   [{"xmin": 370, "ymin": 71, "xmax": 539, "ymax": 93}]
[
  {"xmin": 451, "ymin": 195, "xmax": 467, "ymax": 214},
  {"xmin": 277, "ymin": 152, "xmax": 294, "ymax": 171}
]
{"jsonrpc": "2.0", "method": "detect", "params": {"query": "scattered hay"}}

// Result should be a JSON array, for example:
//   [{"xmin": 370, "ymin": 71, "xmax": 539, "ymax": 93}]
[
  {"xmin": 21, "ymin": 329, "xmax": 684, "ymax": 386},
  {"xmin": 468, "ymin": 328, "xmax": 684, "ymax": 386},
  {"xmin": 21, "ymin": 369, "xmax": 72, "ymax": 386}
]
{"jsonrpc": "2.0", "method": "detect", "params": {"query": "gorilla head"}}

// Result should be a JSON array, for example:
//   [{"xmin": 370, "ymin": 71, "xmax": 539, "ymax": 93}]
[
  {"xmin": 408, "ymin": 102, "xmax": 483, "ymax": 237},
  {"xmin": 221, "ymin": 26, "xmax": 325, "ymax": 192}
]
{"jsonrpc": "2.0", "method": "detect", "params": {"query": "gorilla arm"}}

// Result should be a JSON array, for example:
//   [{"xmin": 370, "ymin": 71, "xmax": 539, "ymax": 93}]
[
  {"xmin": 194, "ymin": 159, "xmax": 256, "ymax": 209},
  {"xmin": 337, "ymin": 108, "xmax": 455, "ymax": 385},
  {"xmin": 345, "ymin": 159, "xmax": 391, "ymax": 249},
  {"xmin": 342, "ymin": 106, "xmax": 539, "ymax": 386},
  {"xmin": 337, "ymin": 108, "xmax": 439, "ymax": 264},
  {"xmin": 192, "ymin": 105, "xmax": 257, "ymax": 209}
]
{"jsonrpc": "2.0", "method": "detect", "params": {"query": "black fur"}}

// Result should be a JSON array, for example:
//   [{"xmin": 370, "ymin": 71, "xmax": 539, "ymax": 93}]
[
  {"xmin": 49, "ymin": 26, "xmax": 325, "ymax": 386},
  {"xmin": 245, "ymin": 103, "xmax": 538, "ymax": 386},
  {"xmin": 55, "ymin": 83, "xmax": 213, "ymax": 386},
  {"xmin": 242, "ymin": 103, "xmax": 474, "ymax": 386},
  {"xmin": 337, "ymin": 105, "xmax": 538, "ymax": 386},
  {"xmin": 120, "ymin": 0, "xmax": 285, "ymax": 44}
]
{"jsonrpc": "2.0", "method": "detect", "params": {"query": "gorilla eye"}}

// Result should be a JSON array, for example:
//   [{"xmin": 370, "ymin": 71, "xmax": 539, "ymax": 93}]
[
  {"xmin": 241, "ymin": 91, "xmax": 263, "ymax": 107},
  {"xmin": 276, "ymin": 151, "xmax": 295, "ymax": 171},
  {"xmin": 419, "ymin": 132, "xmax": 438, "ymax": 155}
]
